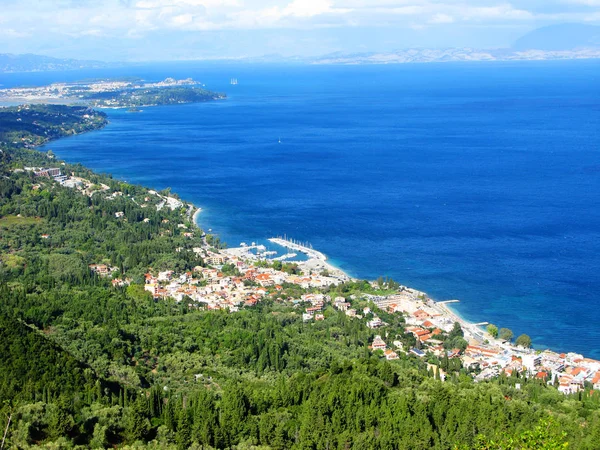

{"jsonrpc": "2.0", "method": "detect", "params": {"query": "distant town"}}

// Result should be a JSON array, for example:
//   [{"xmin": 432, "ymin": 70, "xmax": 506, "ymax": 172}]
[{"xmin": 0, "ymin": 77, "xmax": 225, "ymax": 108}]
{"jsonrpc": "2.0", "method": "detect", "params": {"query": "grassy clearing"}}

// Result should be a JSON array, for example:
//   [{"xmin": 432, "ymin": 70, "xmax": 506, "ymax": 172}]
[{"xmin": 0, "ymin": 215, "xmax": 42, "ymax": 227}]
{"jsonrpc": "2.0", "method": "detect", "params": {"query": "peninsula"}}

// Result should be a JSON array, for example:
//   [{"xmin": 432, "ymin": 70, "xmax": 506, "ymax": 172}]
[{"xmin": 0, "ymin": 77, "xmax": 225, "ymax": 108}]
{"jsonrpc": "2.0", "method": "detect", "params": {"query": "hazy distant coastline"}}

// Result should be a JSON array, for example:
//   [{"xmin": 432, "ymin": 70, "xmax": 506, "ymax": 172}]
[{"xmin": 3, "ymin": 24, "xmax": 599, "ymax": 72}]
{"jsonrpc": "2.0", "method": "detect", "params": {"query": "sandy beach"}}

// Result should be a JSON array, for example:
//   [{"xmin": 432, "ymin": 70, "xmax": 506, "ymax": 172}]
[{"xmin": 192, "ymin": 206, "xmax": 203, "ymax": 227}]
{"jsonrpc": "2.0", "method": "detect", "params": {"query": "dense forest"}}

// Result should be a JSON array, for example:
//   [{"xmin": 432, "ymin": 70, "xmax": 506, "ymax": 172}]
[
  {"xmin": 0, "ymin": 105, "xmax": 107, "ymax": 149},
  {"xmin": 0, "ymin": 106, "xmax": 599, "ymax": 449}
]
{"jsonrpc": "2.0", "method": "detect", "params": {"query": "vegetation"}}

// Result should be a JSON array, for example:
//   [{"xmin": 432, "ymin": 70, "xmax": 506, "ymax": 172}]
[
  {"xmin": 516, "ymin": 334, "xmax": 533, "ymax": 348},
  {"xmin": 499, "ymin": 327, "xmax": 514, "ymax": 342},
  {"xmin": 487, "ymin": 323, "xmax": 499, "ymax": 338},
  {"xmin": 0, "ymin": 104, "xmax": 107, "ymax": 149},
  {"xmin": 86, "ymin": 86, "xmax": 225, "ymax": 108},
  {"xmin": 0, "ymin": 106, "xmax": 599, "ymax": 448}
]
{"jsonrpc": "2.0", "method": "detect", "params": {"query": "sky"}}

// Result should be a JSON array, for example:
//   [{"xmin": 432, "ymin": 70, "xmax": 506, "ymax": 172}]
[{"xmin": 0, "ymin": 0, "xmax": 599, "ymax": 61}]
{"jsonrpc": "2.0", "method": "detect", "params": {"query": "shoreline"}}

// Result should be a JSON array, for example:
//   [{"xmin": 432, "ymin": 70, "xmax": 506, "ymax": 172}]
[
  {"xmin": 191, "ymin": 208, "xmax": 587, "ymax": 358},
  {"xmin": 269, "ymin": 238, "xmax": 352, "ymax": 281},
  {"xmin": 27, "ymin": 101, "xmax": 596, "ymax": 362},
  {"xmin": 192, "ymin": 206, "xmax": 203, "ymax": 226}
]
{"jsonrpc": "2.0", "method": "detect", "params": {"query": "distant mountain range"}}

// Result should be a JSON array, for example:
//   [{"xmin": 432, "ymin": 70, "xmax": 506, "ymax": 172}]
[
  {"xmin": 514, "ymin": 23, "xmax": 600, "ymax": 52},
  {"xmin": 0, "ymin": 53, "xmax": 117, "ymax": 73},
  {"xmin": 310, "ymin": 24, "xmax": 600, "ymax": 65},
  {"xmin": 2, "ymin": 24, "xmax": 599, "ymax": 72},
  {"xmin": 308, "ymin": 47, "xmax": 600, "ymax": 65}
]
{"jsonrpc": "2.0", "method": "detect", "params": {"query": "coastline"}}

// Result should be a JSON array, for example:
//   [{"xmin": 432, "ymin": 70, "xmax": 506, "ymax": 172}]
[
  {"xmin": 187, "ymin": 203, "xmax": 580, "ymax": 357},
  {"xmin": 269, "ymin": 237, "xmax": 352, "ymax": 281},
  {"xmin": 26, "ymin": 101, "xmax": 596, "ymax": 362},
  {"xmin": 192, "ymin": 206, "xmax": 203, "ymax": 226}
]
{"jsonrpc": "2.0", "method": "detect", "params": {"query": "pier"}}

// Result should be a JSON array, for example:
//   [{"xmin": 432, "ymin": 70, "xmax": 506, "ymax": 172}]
[
  {"xmin": 269, "ymin": 237, "xmax": 327, "ymax": 261},
  {"xmin": 436, "ymin": 299, "xmax": 460, "ymax": 305}
]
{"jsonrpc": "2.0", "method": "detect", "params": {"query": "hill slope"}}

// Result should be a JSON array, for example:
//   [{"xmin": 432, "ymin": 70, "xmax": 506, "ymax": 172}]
[{"xmin": 0, "ymin": 53, "xmax": 115, "ymax": 73}]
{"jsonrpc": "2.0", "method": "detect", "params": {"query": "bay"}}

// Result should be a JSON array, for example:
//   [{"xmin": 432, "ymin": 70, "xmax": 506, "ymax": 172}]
[{"xmin": 25, "ymin": 60, "xmax": 600, "ymax": 358}]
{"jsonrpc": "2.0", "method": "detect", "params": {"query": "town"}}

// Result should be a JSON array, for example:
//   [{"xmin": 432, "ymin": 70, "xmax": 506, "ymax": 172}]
[
  {"xmin": 0, "ymin": 77, "xmax": 200, "ymax": 104},
  {"xmin": 80, "ymin": 172, "xmax": 600, "ymax": 396},
  {"xmin": 24, "ymin": 163, "xmax": 600, "ymax": 397}
]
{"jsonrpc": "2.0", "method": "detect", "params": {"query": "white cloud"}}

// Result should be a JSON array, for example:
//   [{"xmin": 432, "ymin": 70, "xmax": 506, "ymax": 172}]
[
  {"xmin": 563, "ymin": 0, "xmax": 600, "ymax": 5},
  {"xmin": 283, "ymin": 0, "xmax": 336, "ymax": 17},
  {"xmin": 0, "ymin": 28, "xmax": 31, "ymax": 38},
  {"xmin": 0, "ymin": 0, "xmax": 598, "ymax": 47},
  {"xmin": 429, "ymin": 13, "xmax": 454, "ymax": 23}
]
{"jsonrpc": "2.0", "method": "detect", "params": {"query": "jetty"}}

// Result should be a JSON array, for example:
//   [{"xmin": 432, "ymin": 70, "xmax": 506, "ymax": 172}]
[{"xmin": 269, "ymin": 237, "xmax": 327, "ymax": 261}]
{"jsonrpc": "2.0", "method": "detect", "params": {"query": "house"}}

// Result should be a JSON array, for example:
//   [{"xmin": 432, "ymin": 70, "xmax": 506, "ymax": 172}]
[
  {"xmin": 244, "ymin": 298, "xmax": 258, "ymax": 307},
  {"xmin": 522, "ymin": 354, "xmax": 542, "ymax": 374},
  {"xmin": 256, "ymin": 273, "xmax": 274, "ymax": 286},
  {"xmin": 592, "ymin": 372, "xmax": 600, "ymax": 390},
  {"xmin": 465, "ymin": 345, "xmax": 501, "ymax": 359},
  {"xmin": 411, "ymin": 348, "xmax": 426, "ymax": 358},
  {"xmin": 411, "ymin": 328, "xmax": 432, "ymax": 342},
  {"xmin": 158, "ymin": 271, "xmax": 173, "ymax": 281},
  {"xmin": 413, "ymin": 309, "xmax": 430, "ymax": 320},
  {"xmin": 34, "ymin": 167, "xmax": 61, "ymax": 177},
  {"xmin": 306, "ymin": 306, "xmax": 322, "ymax": 316},
  {"xmin": 144, "ymin": 283, "xmax": 159, "ymax": 298},
  {"xmin": 387, "ymin": 303, "xmax": 403, "ymax": 314},
  {"xmin": 371, "ymin": 335, "xmax": 387, "ymax": 351},
  {"xmin": 115, "ymin": 211, "xmax": 125, "ymax": 218},
  {"xmin": 384, "ymin": 349, "xmax": 399, "ymax": 360},
  {"xmin": 89, "ymin": 264, "xmax": 111, "ymax": 276},
  {"xmin": 206, "ymin": 254, "xmax": 225, "ymax": 265},
  {"xmin": 447, "ymin": 348, "xmax": 462, "ymax": 359},
  {"xmin": 367, "ymin": 317, "xmax": 383, "ymax": 329},
  {"xmin": 558, "ymin": 375, "xmax": 583, "ymax": 395}
]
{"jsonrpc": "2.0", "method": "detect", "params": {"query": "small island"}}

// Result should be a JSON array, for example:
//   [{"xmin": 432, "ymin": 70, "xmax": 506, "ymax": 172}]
[{"xmin": 0, "ymin": 77, "xmax": 225, "ymax": 109}]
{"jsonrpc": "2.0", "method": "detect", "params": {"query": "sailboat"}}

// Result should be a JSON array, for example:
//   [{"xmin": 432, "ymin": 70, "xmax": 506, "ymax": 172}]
[
  {"xmin": 230, "ymin": 78, "xmax": 238, "ymax": 85},
  {"xmin": 278, "ymin": 137, "xmax": 281, "ymax": 144}
]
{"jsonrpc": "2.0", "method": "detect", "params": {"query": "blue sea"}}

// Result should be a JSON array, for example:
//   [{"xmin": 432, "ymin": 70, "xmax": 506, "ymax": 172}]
[{"xmin": 4, "ymin": 60, "xmax": 600, "ymax": 358}]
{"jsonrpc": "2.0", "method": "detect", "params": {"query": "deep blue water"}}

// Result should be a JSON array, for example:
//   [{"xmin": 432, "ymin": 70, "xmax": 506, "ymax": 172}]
[{"xmin": 6, "ymin": 61, "xmax": 600, "ymax": 358}]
